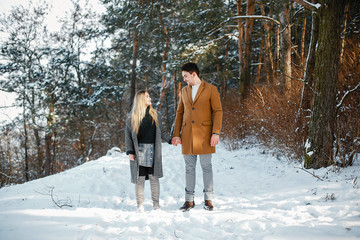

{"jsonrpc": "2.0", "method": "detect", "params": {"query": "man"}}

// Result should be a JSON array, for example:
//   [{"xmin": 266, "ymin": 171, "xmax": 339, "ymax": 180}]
[{"xmin": 172, "ymin": 62, "xmax": 223, "ymax": 211}]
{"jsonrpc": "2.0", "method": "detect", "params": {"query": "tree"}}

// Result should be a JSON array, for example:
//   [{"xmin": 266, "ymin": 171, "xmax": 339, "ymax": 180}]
[
  {"xmin": 0, "ymin": 3, "xmax": 50, "ymax": 179},
  {"xmin": 297, "ymin": 3, "xmax": 319, "ymax": 140},
  {"xmin": 240, "ymin": 0, "xmax": 255, "ymax": 97},
  {"xmin": 305, "ymin": 0, "xmax": 346, "ymax": 169},
  {"xmin": 279, "ymin": 0, "xmax": 292, "ymax": 94}
]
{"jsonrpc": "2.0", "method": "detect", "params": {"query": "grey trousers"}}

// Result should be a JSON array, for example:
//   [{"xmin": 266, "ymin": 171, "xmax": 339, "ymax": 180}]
[
  {"xmin": 135, "ymin": 174, "xmax": 160, "ymax": 209},
  {"xmin": 184, "ymin": 154, "xmax": 213, "ymax": 202}
]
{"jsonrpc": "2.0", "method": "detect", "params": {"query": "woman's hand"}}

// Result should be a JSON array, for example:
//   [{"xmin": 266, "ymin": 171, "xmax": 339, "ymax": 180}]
[{"xmin": 129, "ymin": 154, "xmax": 135, "ymax": 161}]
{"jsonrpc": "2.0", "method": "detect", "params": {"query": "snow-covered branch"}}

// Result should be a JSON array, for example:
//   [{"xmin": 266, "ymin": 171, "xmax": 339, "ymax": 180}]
[
  {"xmin": 337, "ymin": 82, "xmax": 360, "ymax": 109},
  {"xmin": 0, "ymin": 105, "xmax": 18, "ymax": 109},
  {"xmin": 0, "ymin": 171, "xmax": 16, "ymax": 179},
  {"xmin": 232, "ymin": 15, "xmax": 280, "ymax": 25},
  {"xmin": 292, "ymin": 0, "xmax": 321, "ymax": 11}
]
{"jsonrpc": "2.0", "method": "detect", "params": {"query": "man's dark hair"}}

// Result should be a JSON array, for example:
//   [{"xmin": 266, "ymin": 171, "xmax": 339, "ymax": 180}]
[{"xmin": 181, "ymin": 62, "xmax": 200, "ymax": 77}]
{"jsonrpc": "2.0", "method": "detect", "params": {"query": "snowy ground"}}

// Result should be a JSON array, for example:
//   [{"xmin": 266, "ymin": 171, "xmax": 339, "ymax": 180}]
[{"xmin": 0, "ymin": 142, "xmax": 359, "ymax": 240}]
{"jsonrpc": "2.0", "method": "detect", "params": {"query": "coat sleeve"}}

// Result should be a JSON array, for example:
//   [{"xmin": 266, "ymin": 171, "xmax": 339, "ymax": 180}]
[
  {"xmin": 210, "ymin": 85, "xmax": 223, "ymax": 135},
  {"xmin": 173, "ymin": 89, "xmax": 184, "ymax": 138},
  {"xmin": 158, "ymin": 115, "xmax": 172, "ymax": 144},
  {"xmin": 125, "ymin": 118, "xmax": 135, "ymax": 155}
]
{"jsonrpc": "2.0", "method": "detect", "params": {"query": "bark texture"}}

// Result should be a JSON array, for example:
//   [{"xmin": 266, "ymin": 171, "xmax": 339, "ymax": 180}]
[{"xmin": 306, "ymin": 0, "xmax": 345, "ymax": 169}]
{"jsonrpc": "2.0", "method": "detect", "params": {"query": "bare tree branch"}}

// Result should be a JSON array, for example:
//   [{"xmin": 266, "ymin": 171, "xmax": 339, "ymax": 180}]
[
  {"xmin": 292, "ymin": 0, "xmax": 321, "ymax": 12},
  {"xmin": 337, "ymin": 82, "xmax": 360, "ymax": 109},
  {"xmin": 294, "ymin": 166, "xmax": 324, "ymax": 181},
  {"xmin": 0, "ymin": 171, "xmax": 16, "ymax": 179},
  {"xmin": 35, "ymin": 186, "xmax": 73, "ymax": 208},
  {"xmin": 49, "ymin": 186, "xmax": 73, "ymax": 208},
  {"xmin": 232, "ymin": 15, "xmax": 280, "ymax": 25},
  {"xmin": 0, "ymin": 105, "xmax": 18, "ymax": 109}
]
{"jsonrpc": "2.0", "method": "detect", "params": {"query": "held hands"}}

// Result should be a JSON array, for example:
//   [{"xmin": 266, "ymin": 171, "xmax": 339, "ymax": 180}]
[
  {"xmin": 171, "ymin": 137, "xmax": 182, "ymax": 146},
  {"xmin": 129, "ymin": 154, "xmax": 135, "ymax": 161}
]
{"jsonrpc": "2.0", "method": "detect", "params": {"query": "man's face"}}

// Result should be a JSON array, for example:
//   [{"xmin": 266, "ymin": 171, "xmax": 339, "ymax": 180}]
[{"xmin": 182, "ymin": 71, "xmax": 196, "ymax": 86}]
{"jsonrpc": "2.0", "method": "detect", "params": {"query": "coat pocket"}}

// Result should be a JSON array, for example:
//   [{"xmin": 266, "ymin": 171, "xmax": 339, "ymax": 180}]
[{"xmin": 202, "ymin": 120, "xmax": 212, "ymax": 126}]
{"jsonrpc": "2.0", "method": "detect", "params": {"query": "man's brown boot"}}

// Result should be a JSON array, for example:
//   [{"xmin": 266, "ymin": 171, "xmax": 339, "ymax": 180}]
[
  {"xmin": 179, "ymin": 201, "xmax": 195, "ymax": 212},
  {"xmin": 204, "ymin": 200, "xmax": 214, "ymax": 211}
]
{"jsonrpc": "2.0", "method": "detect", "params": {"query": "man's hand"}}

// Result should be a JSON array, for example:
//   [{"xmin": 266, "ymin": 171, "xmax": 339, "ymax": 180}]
[
  {"xmin": 210, "ymin": 134, "xmax": 219, "ymax": 147},
  {"xmin": 171, "ymin": 137, "xmax": 182, "ymax": 146},
  {"xmin": 129, "ymin": 154, "xmax": 135, "ymax": 161}
]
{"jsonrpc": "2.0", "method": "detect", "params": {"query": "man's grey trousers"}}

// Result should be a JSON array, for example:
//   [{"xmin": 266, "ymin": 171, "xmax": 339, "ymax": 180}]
[{"xmin": 184, "ymin": 154, "xmax": 213, "ymax": 202}]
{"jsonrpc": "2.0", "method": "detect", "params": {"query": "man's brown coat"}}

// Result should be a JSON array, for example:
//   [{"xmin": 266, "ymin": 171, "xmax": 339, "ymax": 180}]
[{"xmin": 173, "ymin": 80, "xmax": 222, "ymax": 155}]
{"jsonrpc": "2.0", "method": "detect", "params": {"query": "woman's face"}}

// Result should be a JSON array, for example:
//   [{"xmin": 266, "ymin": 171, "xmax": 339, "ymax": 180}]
[{"xmin": 144, "ymin": 92, "xmax": 152, "ymax": 107}]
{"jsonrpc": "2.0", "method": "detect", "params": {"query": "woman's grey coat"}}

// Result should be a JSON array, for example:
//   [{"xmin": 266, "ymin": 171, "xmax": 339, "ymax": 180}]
[{"xmin": 125, "ymin": 115, "xmax": 171, "ymax": 184}]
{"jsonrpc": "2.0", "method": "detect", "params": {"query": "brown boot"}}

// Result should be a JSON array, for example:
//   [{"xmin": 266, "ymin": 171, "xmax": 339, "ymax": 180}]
[
  {"xmin": 204, "ymin": 200, "xmax": 214, "ymax": 211},
  {"xmin": 179, "ymin": 201, "xmax": 195, "ymax": 212}
]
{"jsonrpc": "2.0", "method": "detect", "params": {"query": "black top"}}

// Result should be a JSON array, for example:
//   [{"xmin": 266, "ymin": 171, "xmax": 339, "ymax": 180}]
[{"xmin": 137, "ymin": 107, "xmax": 156, "ymax": 144}]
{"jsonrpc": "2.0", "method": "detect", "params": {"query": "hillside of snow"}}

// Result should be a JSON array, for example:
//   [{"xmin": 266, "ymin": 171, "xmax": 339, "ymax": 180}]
[{"xmin": 0, "ymin": 142, "xmax": 359, "ymax": 240}]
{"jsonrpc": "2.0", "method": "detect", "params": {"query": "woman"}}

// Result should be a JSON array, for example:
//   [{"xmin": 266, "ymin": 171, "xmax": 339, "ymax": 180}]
[{"xmin": 125, "ymin": 91, "xmax": 171, "ymax": 212}]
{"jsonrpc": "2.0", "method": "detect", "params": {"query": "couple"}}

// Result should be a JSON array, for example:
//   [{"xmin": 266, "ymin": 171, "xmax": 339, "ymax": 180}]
[{"xmin": 125, "ymin": 62, "xmax": 223, "ymax": 212}]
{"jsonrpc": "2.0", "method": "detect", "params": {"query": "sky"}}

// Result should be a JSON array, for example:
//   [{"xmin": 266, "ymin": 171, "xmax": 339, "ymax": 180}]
[
  {"xmin": 0, "ymin": 0, "xmax": 105, "ymax": 125},
  {"xmin": 0, "ymin": 142, "xmax": 359, "ymax": 239}
]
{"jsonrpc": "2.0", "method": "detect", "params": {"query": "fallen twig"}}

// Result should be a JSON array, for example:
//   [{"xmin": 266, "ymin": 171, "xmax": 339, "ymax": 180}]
[{"xmin": 295, "ymin": 166, "xmax": 324, "ymax": 181}]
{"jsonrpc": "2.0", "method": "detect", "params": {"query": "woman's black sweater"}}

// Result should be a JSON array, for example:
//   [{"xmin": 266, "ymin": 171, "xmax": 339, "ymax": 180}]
[{"xmin": 137, "ymin": 107, "xmax": 156, "ymax": 144}]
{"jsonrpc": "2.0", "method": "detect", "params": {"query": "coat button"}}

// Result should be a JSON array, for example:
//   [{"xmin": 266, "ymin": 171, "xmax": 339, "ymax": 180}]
[
  {"xmin": 192, "ymin": 108, "xmax": 194, "ymax": 110},
  {"xmin": 192, "ymin": 121, "xmax": 194, "ymax": 123}
]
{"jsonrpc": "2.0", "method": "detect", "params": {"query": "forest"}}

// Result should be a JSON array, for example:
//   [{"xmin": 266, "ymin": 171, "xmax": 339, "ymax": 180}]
[{"xmin": 0, "ymin": 0, "xmax": 359, "ymax": 187}]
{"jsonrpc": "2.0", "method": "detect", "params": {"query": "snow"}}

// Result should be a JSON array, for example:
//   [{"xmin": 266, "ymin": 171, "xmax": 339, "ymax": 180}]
[
  {"xmin": 0, "ymin": 142, "xmax": 359, "ymax": 240},
  {"xmin": 0, "ymin": 91, "xmax": 21, "ymax": 125},
  {"xmin": 0, "ymin": 0, "xmax": 105, "ymax": 33}
]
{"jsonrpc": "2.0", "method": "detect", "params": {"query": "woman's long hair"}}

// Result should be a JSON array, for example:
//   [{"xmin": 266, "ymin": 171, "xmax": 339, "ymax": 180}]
[{"xmin": 131, "ymin": 91, "xmax": 158, "ymax": 134}]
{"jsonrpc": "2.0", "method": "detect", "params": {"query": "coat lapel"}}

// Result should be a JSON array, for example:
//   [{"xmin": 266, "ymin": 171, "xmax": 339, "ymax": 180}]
[
  {"xmin": 186, "ymin": 85, "xmax": 193, "ymax": 104},
  {"xmin": 193, "ymin": 81, "xmax": 205, "ymax": 104}
]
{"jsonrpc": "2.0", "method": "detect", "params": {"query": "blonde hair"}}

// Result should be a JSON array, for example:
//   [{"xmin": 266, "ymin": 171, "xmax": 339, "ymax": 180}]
[{"xmin": 131, "ymin": 91, "xmax": 158, "ymax": 134}]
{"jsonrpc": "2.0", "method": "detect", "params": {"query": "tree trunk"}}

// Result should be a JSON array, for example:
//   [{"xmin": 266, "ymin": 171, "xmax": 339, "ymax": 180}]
[
  {"xmin": 23, "ymin": 101, "xmax": 29, "ymax": 182},
  {"xmin": 30, "ymin": 90, "xmax": 43, "ymax": 176},
  {"xmin": 240, "ymin": 0, "xmax": 255, "ymax": 97},
  {"xmin": 279, "ymin": 1, "xmax": 292, "ymax": 94},
  {"xmin": 305, "ymin": 0, "xmax": 346, "ymax": 169},
  {"xmin": 158, "ymin": 10, "xmax": 170, "ymax": 111},
  {"xmin": 216, "ymin": 57, "xmax": 222, "ymax": 95},
  {"xmin": 174, "ymin": 72, "xmax": 177, "ymax": 114},
  {"xmin": 130, "ymin": 31, "xmax": 138, "ymax": 109},
  {"xmin": 340, "ymin": 2, "xmax": 350, "ymax": 64},
  {"xmin": 298, "ymin": 9, "xmax": 319, "ymax": 139},
  {"xmin": 145, "ymin": 75, "xmax": 149, "ymax": 92},
  {"xmin": 256, "ymin": 36, "xmax": 264, "ymax": 84},
  {"xmin": 300, "ymin": 9, "xmax": 307, "ymax": 64},
  {"xmin": 236, "ymin": 0, "xmax": 244, "ymax": 93},
  {"xmin": 259, "ymin": 1, "xmax": 275, "ymax": 84},
  {"xmin": 79, "ymin": 124, "xmax": 86, "ymax": 162},
  {"xmin": 45, "ymin": 98, "xmax": 55, "ymax": 176},
  {"xmin": 224, "ymin": 33, "xmax": 229, "ymax": 98},
  {"xmin": 275, "ymin": 26, "xmax": 280, "ymax": 72},
  {"xmin": 45, "ymin": 133, "xmax": 52, "ymax": 175}
]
